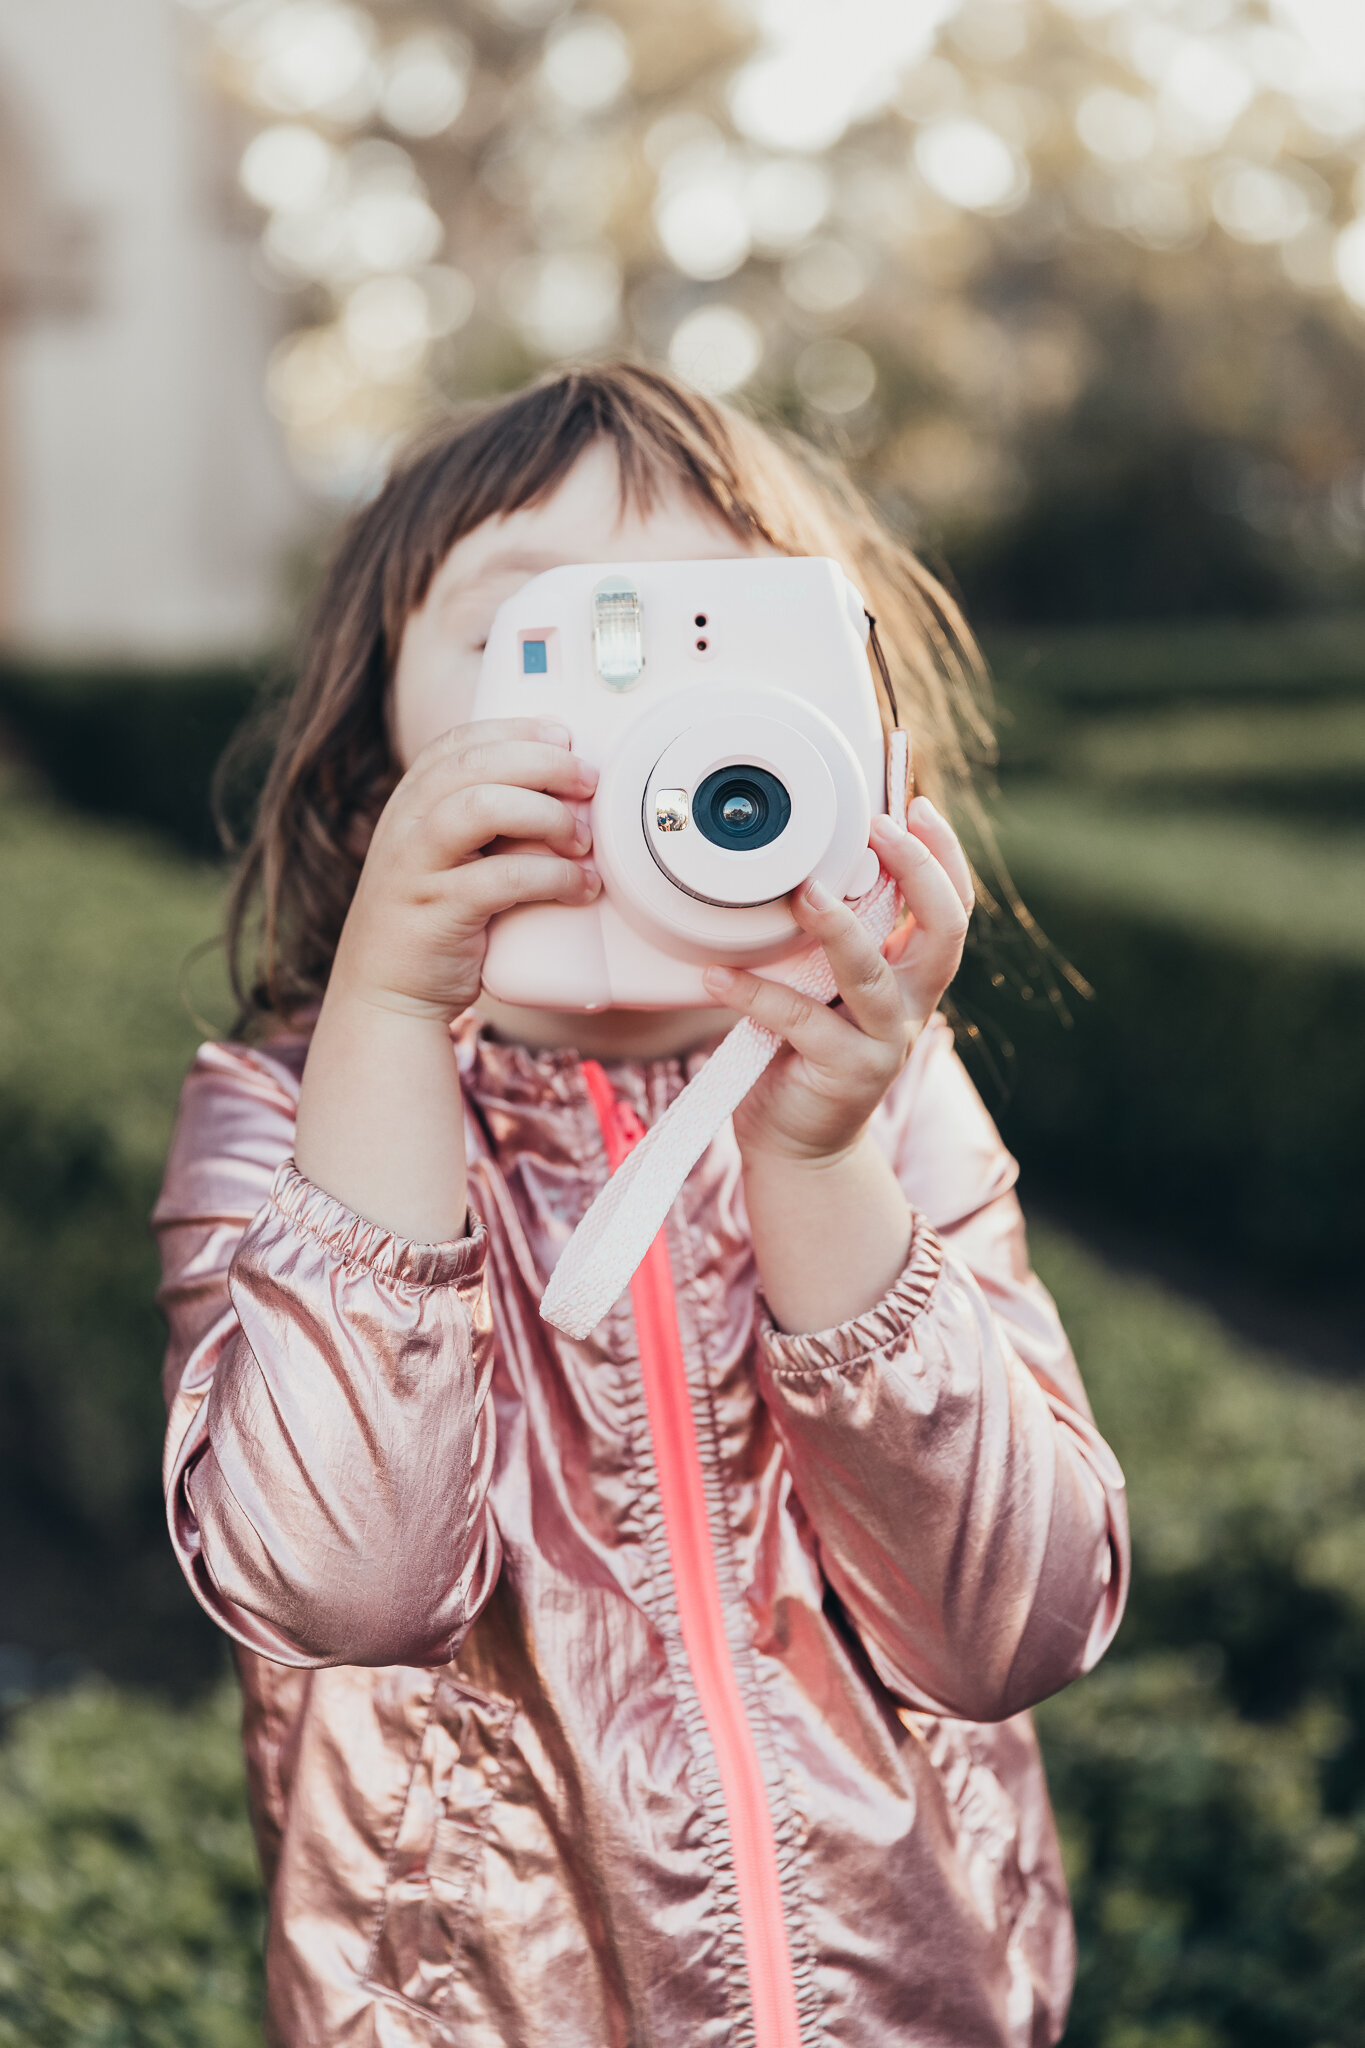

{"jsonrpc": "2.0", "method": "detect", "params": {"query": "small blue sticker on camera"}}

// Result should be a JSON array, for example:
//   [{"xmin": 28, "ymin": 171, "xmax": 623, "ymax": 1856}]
[{"xmin": 522, "ymin": 639, "xmax": 549, "ymax": 674}]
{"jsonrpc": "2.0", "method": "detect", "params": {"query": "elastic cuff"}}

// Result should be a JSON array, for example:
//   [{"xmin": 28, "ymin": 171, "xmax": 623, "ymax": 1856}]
[
  {"xmin": 267, "ymin": 1159, "xmax": 486, "ymax": 1289},
  {"xmin": 757, "ymin": 1217, "xmax": 944, "ymax": 1376}
]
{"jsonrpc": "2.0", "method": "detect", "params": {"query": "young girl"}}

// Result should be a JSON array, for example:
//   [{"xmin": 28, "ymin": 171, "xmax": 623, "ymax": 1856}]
[{"xmin": 154, "ymin": 364, "xmax": 1128, "ymax": 2048}]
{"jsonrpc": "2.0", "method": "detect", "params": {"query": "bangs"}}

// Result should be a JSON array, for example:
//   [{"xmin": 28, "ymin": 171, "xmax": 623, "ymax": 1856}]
[{"xmin": 379, "ymin": 366, "xmax": 780, "ymax": 655}]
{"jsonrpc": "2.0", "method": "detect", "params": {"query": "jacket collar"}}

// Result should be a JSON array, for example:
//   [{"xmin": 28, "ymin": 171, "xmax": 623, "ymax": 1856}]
[{"xmin": 452, "ymin": 1010, "xmax": 723, "ymax": 1128}]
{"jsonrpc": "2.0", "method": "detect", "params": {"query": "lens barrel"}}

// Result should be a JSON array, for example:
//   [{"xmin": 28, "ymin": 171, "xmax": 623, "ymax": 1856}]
[{"xmin": 693, "ymin": 766, "xmax": 791, "ymax": 852}]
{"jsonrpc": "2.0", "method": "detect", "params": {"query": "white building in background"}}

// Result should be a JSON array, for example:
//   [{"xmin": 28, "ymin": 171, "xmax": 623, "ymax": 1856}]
[{"xmin": 0, "ymin": 0, "xmax": 306, "ymax": 657}]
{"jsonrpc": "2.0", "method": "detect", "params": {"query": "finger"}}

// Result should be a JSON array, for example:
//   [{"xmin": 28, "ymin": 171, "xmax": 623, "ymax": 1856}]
[
  {"xmin": 447, "ymin": 850, "xmax": 601, "ymax": 926},
  {"xmin": 903, "ymin": 798, "xmax": 974, "ymax": 914},
  {"xmin": 871, "ymin": 817, "xmax": 973, "ymax": 951},
  {"xmin": 700, "ymin": 963, "xmax": 863, "ymax": 1068},
  {"xmin": 871, "ymin": 821, "xmax": 971, "ymax": 1008},
  {"xmin": 422, "ymin": 783, "xmax": 591, "ymax": 863},
  {"xmin": 789, "ymin": 881, "xmax": 909, "ymax": 1045},
  {"xmin": 408, "ymin": 736, "xmax": 598, "ymax": 811},
  {"xmin": 408, "ymin": 716, "xmax": 573, "ymax": 776}
]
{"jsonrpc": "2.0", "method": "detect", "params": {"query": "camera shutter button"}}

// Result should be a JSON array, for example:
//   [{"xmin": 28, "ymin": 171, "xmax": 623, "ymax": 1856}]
[{"xmin": 843, "ymin": 846, "xmax": 881, "ymax": 899}]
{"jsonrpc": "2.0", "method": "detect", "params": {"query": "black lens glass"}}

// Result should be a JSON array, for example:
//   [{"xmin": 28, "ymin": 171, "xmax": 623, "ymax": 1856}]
[{"xmin": 694, "ymin": 766, "xmax": 791, "ymax": 852}]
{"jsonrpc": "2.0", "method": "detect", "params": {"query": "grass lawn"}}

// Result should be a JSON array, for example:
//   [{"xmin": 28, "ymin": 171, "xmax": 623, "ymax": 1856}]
[{"xmin": 992, "ymin": 784, "xmax": 1365, "ymax": 968}]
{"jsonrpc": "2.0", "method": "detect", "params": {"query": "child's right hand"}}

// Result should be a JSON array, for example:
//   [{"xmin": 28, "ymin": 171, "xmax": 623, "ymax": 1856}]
[{"xmin": 331, "ymin": 718, "xmax": 601, "ymax": 1025}]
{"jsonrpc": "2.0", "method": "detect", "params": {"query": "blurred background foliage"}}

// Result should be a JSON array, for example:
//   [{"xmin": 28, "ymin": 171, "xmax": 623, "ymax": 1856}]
[
  {"xmin": 190, "ymin": 0, "xmax": 1365, "ymax": 620},
  {"xmin": 4, "ymin": 0, "xmax": 1365, "ymax": 2039}
]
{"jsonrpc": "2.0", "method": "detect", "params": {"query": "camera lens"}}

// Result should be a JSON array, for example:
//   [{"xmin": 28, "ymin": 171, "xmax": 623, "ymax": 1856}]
[{"xmin": 694, "ymin": 766, "xmax": 791, "ymax": 852}]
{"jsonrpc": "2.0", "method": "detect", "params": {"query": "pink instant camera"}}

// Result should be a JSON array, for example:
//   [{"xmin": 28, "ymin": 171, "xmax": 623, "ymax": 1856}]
[{"xmin": 471, "ymin": 555, "xmax": 890, "ymax": 1011}]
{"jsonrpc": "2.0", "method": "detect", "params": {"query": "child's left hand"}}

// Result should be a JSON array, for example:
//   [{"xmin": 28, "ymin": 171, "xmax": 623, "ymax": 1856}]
[{"xmin": 702, "ymin": 797, "xmax": 974, "ymax": 1166}]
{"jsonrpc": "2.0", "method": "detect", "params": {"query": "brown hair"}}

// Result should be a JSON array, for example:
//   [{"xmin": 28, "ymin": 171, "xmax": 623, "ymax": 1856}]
[{"xmin": 220, "ymin": 361, "xmax": 1005, "ymax": 1037}]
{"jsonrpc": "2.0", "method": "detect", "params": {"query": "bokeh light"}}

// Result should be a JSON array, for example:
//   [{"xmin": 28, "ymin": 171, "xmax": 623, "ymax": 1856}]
[
  {"xmin": 915, "ymin": 117, "xmax": 1027, "ymax": 211},
  {"xmin": 730, "ymin": 0, "xmax": 953, "ymax": 152},
  {"xmin": 342, "ymin": 275, "xmax": 431, "ymax": 378},
  {"xmin": 234, "ymin": 1, "xmax": 378, "ymax": 119},
  {"xmin": 745, "ymin": 158, "xmax": 831, "ymax": 253},
  {"xmin": 781, "ymin": 240, "xmax": 867, "ymax": 315},
  {"xmin": 1334, "ymin": 217, "xmax": 1365, "ymax": 308},
  {"xmin": 1074, "ymin": 89, "xmax": 1156, "ymax": 165},
  {"xmin": 655, "ymin": 171, "xmax": 750, "ymax": 281},
  {"xmin": 239, "ymin": 124, "xmax": 336, "ymax": 212},
  {"xmin": 541, "ymin": 15, "xmax": 632, "ymax": 113},
  {"xmin": 189, "ymin": 0, "xmax": 1365, "ymax": 502},
  {"xmin": 379, "ymin": 33, "xmax": 471, "ymax": 138},
  {"xmin": 1211, "ymin": 164, "xmax": 1319, "ymax": 246},
  {"xmin": 502, "ymin": 247, "xmax": 622, "ymax": 355},
  {"xmin": 793, "ymin": 337, "xmax": 877, "ymax": 413},
  {"xmin": 668, "ymin": 305, "xmax": 763, "ymax": 395}
]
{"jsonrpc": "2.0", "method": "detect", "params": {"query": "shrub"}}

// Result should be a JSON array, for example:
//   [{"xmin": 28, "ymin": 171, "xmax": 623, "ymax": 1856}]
[
  {"xmin": 985, "ymin": 614, "xmax": 1365, "ymax": 706},
  {"xmin": 960, "ymin": 790, "xmax": 1365, "ymax": 1281},
  {"xmin": 0, "ymin": 659, "xmax": 272, "ymax": 858},
  {"xmin": 0, "ymin": 1679, "xmax": 263, "ymax": 2048},
  {"xmin": 0, "ymin": 775, "xmax": 232, "ymax": 1683},
  {"xmin": 1031, "ymin": 1225, "xmax": 1365, "ymax": 2048}
]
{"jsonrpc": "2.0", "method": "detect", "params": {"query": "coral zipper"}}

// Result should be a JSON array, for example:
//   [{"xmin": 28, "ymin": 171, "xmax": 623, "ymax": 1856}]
[{"xmin": 581, "ymin": 1060, "xmax": 801, "ymax": 2048}]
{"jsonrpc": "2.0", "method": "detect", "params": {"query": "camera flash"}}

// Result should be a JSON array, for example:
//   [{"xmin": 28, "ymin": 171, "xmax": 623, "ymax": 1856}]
[
  {"xmin": 593, "ymin": 575, "xmax": 644, "ymax": 687},
  {"xmin": 654, "ymin": 790, "xmax": 689, "ymax": 833}
]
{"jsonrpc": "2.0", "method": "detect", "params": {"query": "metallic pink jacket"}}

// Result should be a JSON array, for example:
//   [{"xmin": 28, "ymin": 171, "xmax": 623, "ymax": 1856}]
[{"xmin": 154, "ymin": 1012, "xmax": 1128, "ymax": 2048}]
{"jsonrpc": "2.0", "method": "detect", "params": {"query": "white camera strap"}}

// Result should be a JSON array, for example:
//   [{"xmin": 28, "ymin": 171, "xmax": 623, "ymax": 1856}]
[{"xmin": 539, "ymin": 730, "xmax": 911, "ymax": 1340}]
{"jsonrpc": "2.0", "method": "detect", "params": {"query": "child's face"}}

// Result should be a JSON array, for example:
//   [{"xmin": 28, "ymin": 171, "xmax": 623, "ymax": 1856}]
[{"xmin": 390, "ymin": 439, "xmax": 774, "ymax": 769}]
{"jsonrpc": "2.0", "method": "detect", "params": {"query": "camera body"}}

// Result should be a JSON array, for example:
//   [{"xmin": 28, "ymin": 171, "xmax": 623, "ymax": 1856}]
[{"xmin": 471, "ymin": 554, "xmax": 888, "ymax": 1011}]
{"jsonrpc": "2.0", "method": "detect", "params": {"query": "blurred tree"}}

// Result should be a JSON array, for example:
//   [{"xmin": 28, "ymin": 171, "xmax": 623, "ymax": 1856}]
[{"xmin": 180, "ymin": 0, "xmax": 1365, "ymax": 622}]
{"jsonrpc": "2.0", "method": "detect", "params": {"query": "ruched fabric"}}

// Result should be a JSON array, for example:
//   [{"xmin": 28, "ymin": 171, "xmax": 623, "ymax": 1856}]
[{"xmin": 153, "ymin": 1013, "xmax": 1129, "ymax": 2048}]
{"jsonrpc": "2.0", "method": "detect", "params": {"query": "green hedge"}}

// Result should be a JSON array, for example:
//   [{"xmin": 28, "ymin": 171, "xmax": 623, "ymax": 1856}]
[
  {"xmin": 960, "ymin": 790, "xmax": 1365, "ymax": 1281},
  {"xmin": 1032, "ymin": 1227, "xmax": 1365, "ymax": 2048},
  {"xmin": 0, "ymin": 773, "xmax": 233, "ymax": 1684},
  {"xmin": 983, "ymin": 617, "xmax": 1365, "ymax": 822},
  {"xmin": 0, "ymin": 659, "xmax": 271, "ymax": 857},
  {"xmin": 984, "ymin": 613, "xmax": 1365, "ymax": 705},
  {"xmin": 0, "ymin": 1680, "xmax": 263, "ymax": 2047}
]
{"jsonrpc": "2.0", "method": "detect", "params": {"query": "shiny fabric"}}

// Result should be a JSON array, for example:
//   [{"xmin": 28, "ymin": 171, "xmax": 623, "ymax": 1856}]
[{"xmin": 154, "ymin": 1012, "xmax": 1129, "ymax": 2047}]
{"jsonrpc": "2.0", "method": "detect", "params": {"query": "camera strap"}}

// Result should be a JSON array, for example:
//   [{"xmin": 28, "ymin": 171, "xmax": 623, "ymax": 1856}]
[{"xmin": 539, "ymin": 730, "xmax": 912, "ymax": 1341}]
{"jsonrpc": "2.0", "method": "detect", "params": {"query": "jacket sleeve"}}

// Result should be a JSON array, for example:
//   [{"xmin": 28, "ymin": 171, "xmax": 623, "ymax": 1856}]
[
  {"xmin": 754, "ymin": 1014, "xmax": 1128, "ymax": 1723},
  {"xmin": 153, "ymin": 1039, "xmax": 500, "ymax": 1670}
]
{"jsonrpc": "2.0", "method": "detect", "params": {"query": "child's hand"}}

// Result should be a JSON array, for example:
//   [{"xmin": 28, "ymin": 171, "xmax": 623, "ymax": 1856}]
[
  {"xmin": 703, "ymin": 798, "xmax": 974, "ymax": 1166},
  {"xmin": 332, "ymin": 717, "xmax": 601, "ymax": 1024}
]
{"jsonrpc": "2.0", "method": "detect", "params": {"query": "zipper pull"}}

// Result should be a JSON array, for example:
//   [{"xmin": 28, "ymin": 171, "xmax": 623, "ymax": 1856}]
[
  {"xmin": 580, "ymin": 1059, "xmax": 648, "ymax": 1170},
  {"xmin": 614, "ymin": 1099, "xmax": 646, "ymax": 1153}
]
